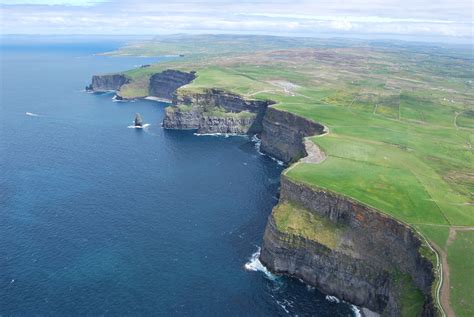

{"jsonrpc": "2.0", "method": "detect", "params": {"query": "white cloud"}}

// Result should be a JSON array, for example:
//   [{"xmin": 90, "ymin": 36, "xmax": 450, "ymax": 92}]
[{"xmin": 0, "ymin": 0, "xmax": 472, "ymax": 41}]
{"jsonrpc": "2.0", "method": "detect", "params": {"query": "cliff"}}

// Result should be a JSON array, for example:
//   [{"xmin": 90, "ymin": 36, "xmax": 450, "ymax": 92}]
[
  {"xmin": 260, "ymin": 108, "xmax": 326, "ymax": 163},
  {"xmin": 163, "ymin": 89, "xmax": 273, "ymax": 134},
  {"xmin": 87, "ymin": 74, "xmax": 129, "ymax": 92},
  {"xmin": 260, "ymin": 177, "xmax": 436, "ymax": 315},
  {"xmin": 87, "ymin": 70, "xmax": 196, "ymax": 99},
  {"xmin": 257, "ymin": 108, "xmax": 437, "ymax": 315},
  {"xmin": 149, "ymin": 70, "xmax": 196, "ymax": 101}
]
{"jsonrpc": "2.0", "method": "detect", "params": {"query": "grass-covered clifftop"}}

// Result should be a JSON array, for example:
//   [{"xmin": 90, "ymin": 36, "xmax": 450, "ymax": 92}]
[{"xmin": 108, "ymin": 35, "xmax": 473, "ymax": 316}]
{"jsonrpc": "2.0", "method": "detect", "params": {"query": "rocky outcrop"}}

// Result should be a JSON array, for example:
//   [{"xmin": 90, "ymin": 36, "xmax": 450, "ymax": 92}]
[
  {"xmin": 134, "ymin": 113, "xmax": 143, "ymax": 127},
  {"xmin": 149, "ymin": 70, "xmax": 196, "ymax": 101},
  {"xmin": 163, "ymin": 89, "xmax": 273, "ymax": 134},
  {"xmin": 88, "ymin": 74, "xmax": 129, "ymax": 92},
  {"xmin": 260, "ymin": 108, "xmax": 326, "ymax": 163},
  {"xmin": 260, "ymin": 176, "xmax": 437, "ymax": 316}
]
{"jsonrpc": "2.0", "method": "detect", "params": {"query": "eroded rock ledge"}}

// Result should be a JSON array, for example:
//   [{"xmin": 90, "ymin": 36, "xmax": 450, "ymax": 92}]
[
  {"xmin": 87, "ymin": 74, "xmax": 130, "ymax": 92},
  {"xmin": 163, "ymin": 89, "xmax": 274, "ymax": 135}
]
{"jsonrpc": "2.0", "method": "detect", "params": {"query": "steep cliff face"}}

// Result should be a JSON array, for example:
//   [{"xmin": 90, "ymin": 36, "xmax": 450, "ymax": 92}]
[
  {"xmin": 149, "ymin": 70, "xmax": 196, "ymax": 101},
  {"xmin": 163, "ymin": 89, "xmax": 272, "ymax": 134},
  {"xmin": 260, "ymin": 108, "xmax": 326, "ymax": 163},
  {"xmin": 88, "ymin": 74, "xmax": 129, "ymax": 92},
  {"xmin": 163, "ymin": 107, "xmax": 201, "ymax": 130},
  {"xmin": 260, "ymin": 176, "xmax": 436, "ymax": 315}
]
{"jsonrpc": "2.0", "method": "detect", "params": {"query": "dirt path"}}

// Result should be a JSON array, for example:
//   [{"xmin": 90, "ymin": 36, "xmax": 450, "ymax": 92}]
[
  {"xmin": 448, "ymin": 226, "xmax": 474, "ymax": 246},
  {"xmin": 431, "ymin": 241, "xmax": 455, "ymax": 317},
  {"xmin": 453, "ymin": 112, "xmax": 460, "ymax": 130},
  {"xmin": 300, "ymin": 139, "xmax": 327, "ymax": 164},
  {"xmin": 432, "ymin": 226, "xmax": 474, "ymax": 317}
]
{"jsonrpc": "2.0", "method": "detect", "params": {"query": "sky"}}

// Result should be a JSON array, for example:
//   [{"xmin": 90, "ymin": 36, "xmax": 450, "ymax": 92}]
[{"xmin": 1, "ymin": 0, "xmax": 472, "ymax": 42}]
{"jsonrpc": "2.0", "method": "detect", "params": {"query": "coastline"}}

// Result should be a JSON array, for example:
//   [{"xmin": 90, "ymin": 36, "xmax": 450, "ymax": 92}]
[{"xmin": 87, "ymin": 72, "xmax": 442, "ymax": 316}]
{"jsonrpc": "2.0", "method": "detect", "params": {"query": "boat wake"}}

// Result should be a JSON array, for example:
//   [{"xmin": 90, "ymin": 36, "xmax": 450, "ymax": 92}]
[
  {"xmin": 25, "ymin": 112, "xmax": 41, "ymax": 117},
  {"xmin": 127, "ymin": 123, "xmax": 151, "ymax": 129},
  {"xmin": 244, "ymin": 247, "xmax": 278, "ymax": 280}
]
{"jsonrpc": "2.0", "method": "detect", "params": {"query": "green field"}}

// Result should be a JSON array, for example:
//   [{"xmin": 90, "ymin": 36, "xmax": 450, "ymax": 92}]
[{"xmin": 110, "ymin": 35, "xmax": 474, "ymax": 316}]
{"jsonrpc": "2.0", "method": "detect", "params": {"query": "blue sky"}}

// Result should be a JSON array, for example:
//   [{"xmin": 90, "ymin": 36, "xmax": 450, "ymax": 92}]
[{"xmin": 1, "ymin": 0, "xmax": 472, "ymax": 42}]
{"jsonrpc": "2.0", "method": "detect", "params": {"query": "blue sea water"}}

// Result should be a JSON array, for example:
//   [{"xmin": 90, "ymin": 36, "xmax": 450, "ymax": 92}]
[{"xmin": 0, "ymin": 37, "xmax": 356, "ymax": 316}]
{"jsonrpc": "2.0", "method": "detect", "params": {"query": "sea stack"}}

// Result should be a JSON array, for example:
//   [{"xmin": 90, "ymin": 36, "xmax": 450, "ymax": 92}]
[{"xmin": 134, "ymin": 113, "xmax": 143, "ymax": 127}]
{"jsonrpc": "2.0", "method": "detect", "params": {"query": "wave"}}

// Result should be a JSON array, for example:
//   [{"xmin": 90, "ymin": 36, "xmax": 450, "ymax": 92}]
[
  {"xmin": 326, "ymin": 295, "xmax": 361, "ymax": 316},
  {"xmin": 251, "ymin": 135, "xmax": 285, "ymax": 166},
  {"xmin": 325, "ymin": 295, "xmax": 340, "ymax": 303},
  {"xmin": 193, "ymin": 132, "xmax": 247, "ymax": 138},
  {"xmin": 244, "ymin": 247, "xmax": 278, "ymax": 280},
  {"xmin": 351, "ymin": 305, "xmax": 362, "ymax": 317},
  {"xmin": 112, "ymin": 95, "xmax": 128, "ymax": 102},
  {"xmin": 275, "ymin": 299, "xmax": 291, "ymax": 314},
  {"xmin": 127, "ymin": 123, "xmax": 151, "ymax": 129},
  {"xmin": 25, "ymin": 112, "xmax": 41, "ymax": 117}
]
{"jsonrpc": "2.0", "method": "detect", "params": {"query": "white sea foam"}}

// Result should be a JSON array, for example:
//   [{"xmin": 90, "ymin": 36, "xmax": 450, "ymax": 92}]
[
  {"xmin": 244, "ymin": 247, "xmax": 278, "ymax": 280},
  {"xmin": 145, "ymin": 96, "xmax": 172, "ymax": 103},
  {"xmin": 251, "ymin": 135, "xmax": 285, "ymax": 166},
  {"xmin": 127, "ymin": 123, "xmax": 151, "ymax": 129},
  {"xmin": 25, "ymin": 112, "xmax": 40, "ymax": 117},
  {"xmin": 193, "ymin": 132, "xmax": 246, "ymax": 138},
  {"xmin": 112, "ymin": 95, "xmax": 128, "ymax": 102},
  {"xmin": 275, "ymin": 300, "xmax": 290, "ymax": 314},
  {"xmin": 325, "ymin": 295, "xmax": 341, "ymax": 303},
  {"xmin": 351, "ymin": 305, "xmax": 362, "ymax": 317},
  {"xmin": 326, "ymin": 295, "xmax": 361, "ymax": 316}
]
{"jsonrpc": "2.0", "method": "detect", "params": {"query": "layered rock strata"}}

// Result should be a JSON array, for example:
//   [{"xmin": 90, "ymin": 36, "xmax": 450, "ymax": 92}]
[
  {"xmin": 149, "ymin": 70, "xmax": 196, "ymax": 101},
  {"xmin": 87, "ymin": 70, "xmax": 196, "ymax": 100},
  {"xmin": 163, "ymin": 89, "xmax": 273, "ymax": 134},
  {"xmin": 259, "ymin": 107, "xmax": 326, "ymax": 163},
  {"xmin": 87, "ymin": 74, "xmax": 129, "ymax": 92},
  {"xmin": 260, "ymin": 176, "xmax": 436, "ymax": 315}
]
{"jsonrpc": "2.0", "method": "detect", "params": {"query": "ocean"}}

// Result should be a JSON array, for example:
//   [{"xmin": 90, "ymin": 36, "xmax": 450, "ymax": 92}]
[{"xmin": 0, "ymin": 37, "xmax": 356, "ymax": 316}]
